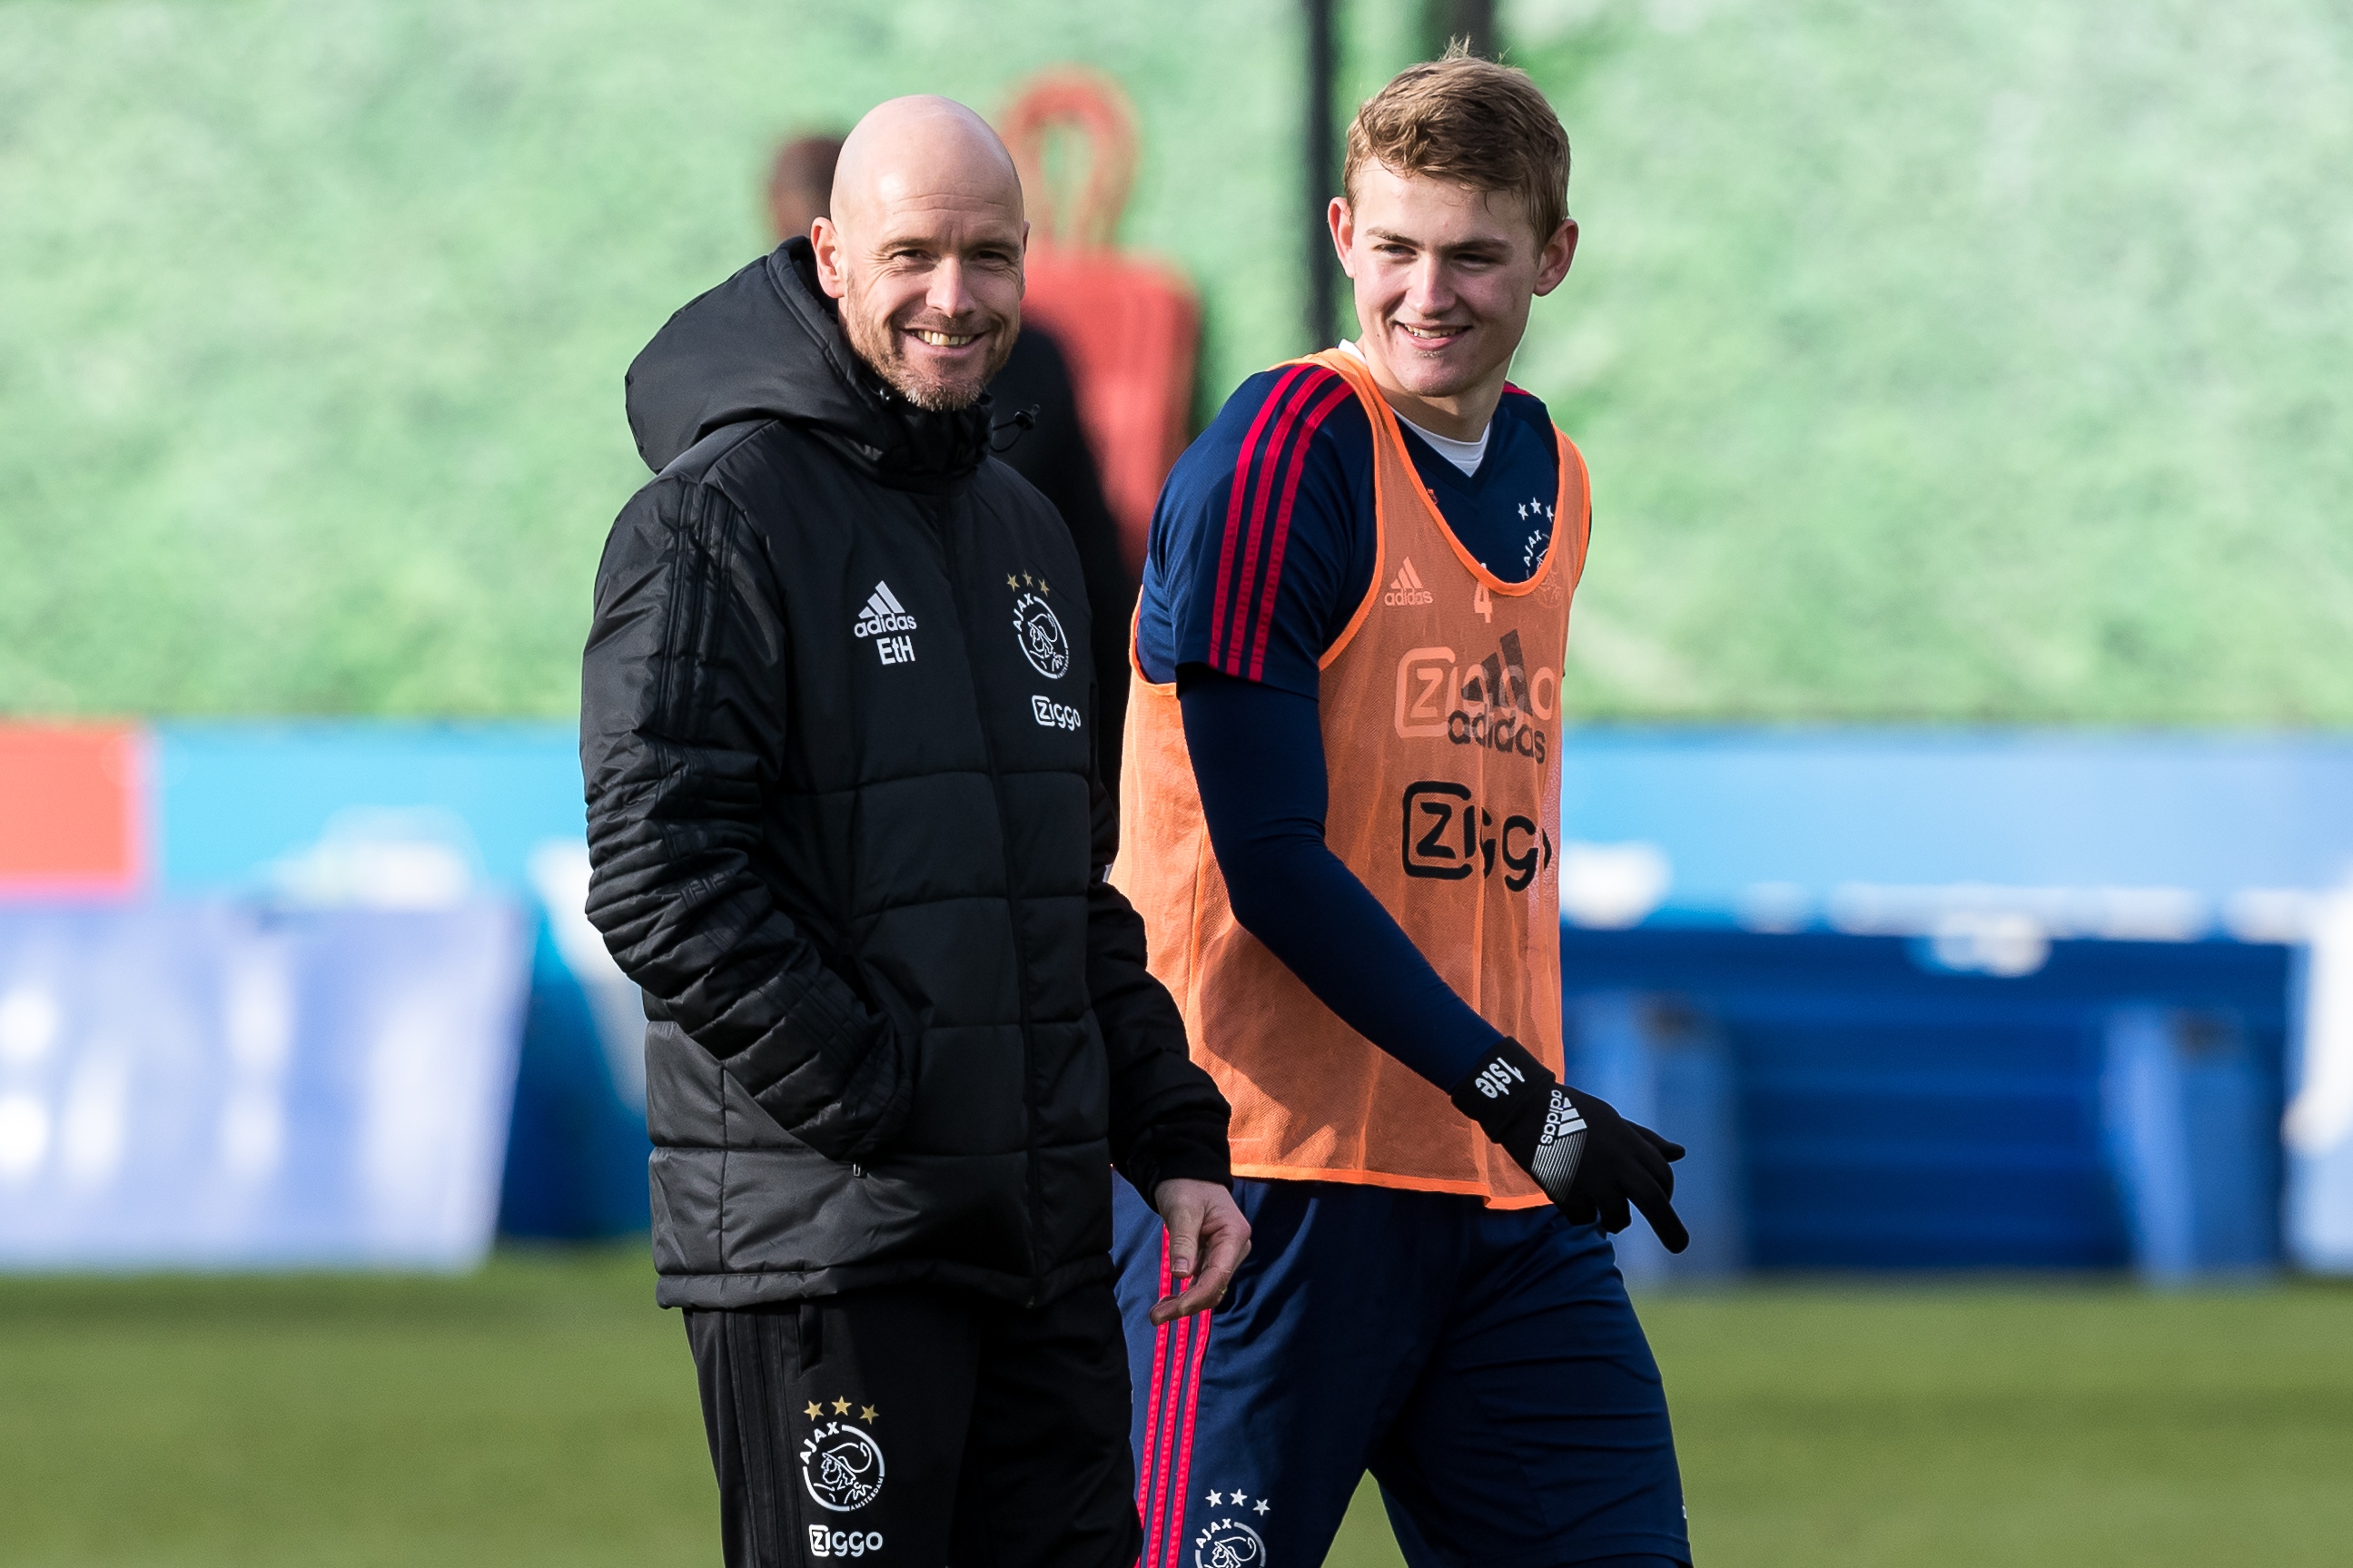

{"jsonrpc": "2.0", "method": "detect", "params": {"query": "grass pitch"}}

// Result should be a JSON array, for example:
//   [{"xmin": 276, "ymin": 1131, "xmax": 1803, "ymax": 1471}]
[{"xmin": 4, "ymin": 1250, "xmax": 2350, "ymax": 1566}]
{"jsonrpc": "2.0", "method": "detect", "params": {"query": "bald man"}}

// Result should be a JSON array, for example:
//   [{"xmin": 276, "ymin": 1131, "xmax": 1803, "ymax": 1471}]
[
  {"xmin": 763, "ymin": 131, "xmax": 1141, "ymax": 797},
  {"xmin": 585, "ymin": 96, "xmax": 1248, "ymax": 1568}
]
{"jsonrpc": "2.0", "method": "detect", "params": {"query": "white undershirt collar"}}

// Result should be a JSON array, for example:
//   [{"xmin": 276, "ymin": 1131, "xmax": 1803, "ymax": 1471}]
[{"xmin": 1337, "ymin": 339, "xmax": 1489, "ymax": 477}]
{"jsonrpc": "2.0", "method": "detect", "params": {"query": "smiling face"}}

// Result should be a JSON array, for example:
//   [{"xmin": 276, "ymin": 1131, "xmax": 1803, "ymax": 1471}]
[
  {"xmin": 814, "ymin": 97, "xmax": 1026, "ymax": 411},
  {"xmin": 1330, "ymin": 162, "xmax": 1577, "ymax": 438}
]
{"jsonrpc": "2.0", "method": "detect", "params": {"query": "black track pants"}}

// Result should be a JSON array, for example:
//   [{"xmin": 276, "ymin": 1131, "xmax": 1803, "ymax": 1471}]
[{"xmin": 684, "ymin": 1280, "xmax": 1141, "ymax": 1568}]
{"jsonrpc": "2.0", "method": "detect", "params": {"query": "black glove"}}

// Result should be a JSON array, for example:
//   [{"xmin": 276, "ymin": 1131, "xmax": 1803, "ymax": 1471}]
[{"xmin": 1450, "ymin": 1037, "xmax": 1690, "ymax": 1253}]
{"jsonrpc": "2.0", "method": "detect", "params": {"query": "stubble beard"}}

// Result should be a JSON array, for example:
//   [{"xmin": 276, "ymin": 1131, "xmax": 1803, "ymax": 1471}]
[{"xmin": 842, "ymin": 279, "xmax": 1013, "ymax": 413}]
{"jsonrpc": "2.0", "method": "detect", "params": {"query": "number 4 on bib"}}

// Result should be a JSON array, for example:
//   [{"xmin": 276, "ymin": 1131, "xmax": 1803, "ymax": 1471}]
[{"xmin": 1473, "ymin": 582, "xmax": 1493, "ymax": 623}]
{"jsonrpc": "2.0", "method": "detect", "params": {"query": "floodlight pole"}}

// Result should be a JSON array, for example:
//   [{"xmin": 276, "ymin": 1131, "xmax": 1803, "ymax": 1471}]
[{"xmin": 1304, "ymin": 0, "xmax": 1339, "ymax": 350}]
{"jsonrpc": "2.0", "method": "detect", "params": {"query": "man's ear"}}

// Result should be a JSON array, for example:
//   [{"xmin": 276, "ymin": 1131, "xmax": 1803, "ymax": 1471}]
[
  {"xmin": 811, "ymin": 215, "xmax": 850, "ymax": 301},
  {"xmin": 1532, "ymin": 217, "xmax": 1579, "ymax": 298},
  {"xmin": 1328, "ymin": 196, "xmax": 1357, "ymax": 279}
]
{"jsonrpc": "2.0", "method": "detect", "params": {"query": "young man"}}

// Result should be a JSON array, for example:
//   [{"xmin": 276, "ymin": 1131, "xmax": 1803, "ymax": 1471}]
[
  {"xmin": 1110, "ymin": 53, "xmax": 1693, "ymax": 1568},
  {"xmin": 584, "ymin": 96, "xmax": 1248, "ymax": 1568}
]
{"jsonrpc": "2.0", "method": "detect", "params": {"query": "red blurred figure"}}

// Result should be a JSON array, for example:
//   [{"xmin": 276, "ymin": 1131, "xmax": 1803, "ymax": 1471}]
[{"xmin": 998, "ymin": 71, "xmax": 1201, "ymax": 580}]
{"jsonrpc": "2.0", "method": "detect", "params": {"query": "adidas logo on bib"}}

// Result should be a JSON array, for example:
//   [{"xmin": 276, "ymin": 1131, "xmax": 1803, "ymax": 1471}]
[
  {"xmin": 853, "ymin": 581, "xmax": 918, "ymax": 666},
  {"xmin": 1382, "ymin": 557, "xmax": 1434, "ymax": 606}
]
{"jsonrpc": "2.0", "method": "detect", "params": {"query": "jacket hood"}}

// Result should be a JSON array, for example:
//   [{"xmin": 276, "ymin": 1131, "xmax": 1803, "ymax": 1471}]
[{"xmin": 625, "ymin": 238, "xmax": 995, "ymax": 490}]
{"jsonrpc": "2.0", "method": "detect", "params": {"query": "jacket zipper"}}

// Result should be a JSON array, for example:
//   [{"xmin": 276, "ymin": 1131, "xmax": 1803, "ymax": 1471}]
[{"xmin": 930, "ymin": 495, "xmax": 1046, "ymax": 1307}]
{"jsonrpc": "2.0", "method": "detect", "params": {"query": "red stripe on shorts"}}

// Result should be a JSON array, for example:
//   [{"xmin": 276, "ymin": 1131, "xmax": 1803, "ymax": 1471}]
[
  {"xmin": 1163, "ymin": 1301, "xmax": 1213, "ymax": 1568},
  {"xmin": 1136, "ymin": 1242, "xmax": 1173, "ymax": 1567},
  {"xmin": 1134, "ymin": 1233, "xmax": 1214, "ymax": 1568}
]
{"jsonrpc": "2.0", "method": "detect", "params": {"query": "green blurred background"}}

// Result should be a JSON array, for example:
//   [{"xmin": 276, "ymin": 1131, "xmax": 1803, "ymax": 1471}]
[{"xmin": 5, "ymin": 0, "xmax": 2348, "ymax": 723}]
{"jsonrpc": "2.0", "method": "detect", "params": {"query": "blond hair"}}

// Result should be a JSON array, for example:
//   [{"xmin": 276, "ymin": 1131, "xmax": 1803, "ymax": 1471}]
[{"xmin": 1342, "ymin": 46, "xmax": 1570, "ymax": 245}]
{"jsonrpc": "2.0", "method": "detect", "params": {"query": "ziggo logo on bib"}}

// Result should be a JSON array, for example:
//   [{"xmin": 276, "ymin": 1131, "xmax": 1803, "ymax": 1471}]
[
  {"xmin": 809, "ymin": 1527, "xmax": 884, "ymax": 1557},
  {"xmin": 1393, "ymin": 633, "xmax": 1557, "ymax": 764}
]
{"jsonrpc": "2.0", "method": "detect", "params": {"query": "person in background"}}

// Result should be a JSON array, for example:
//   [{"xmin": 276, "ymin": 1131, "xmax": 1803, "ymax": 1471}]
[
  {"xmin": 766, "ymin": 133, "xmax": 1138, "ymax": 792},
  {"xmin": 764, "ymin": 133, "xmax": 844, "ymax": 245}
]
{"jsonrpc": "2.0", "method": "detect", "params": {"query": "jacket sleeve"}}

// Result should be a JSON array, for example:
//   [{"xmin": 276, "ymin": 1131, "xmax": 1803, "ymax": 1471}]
[
  {"xmin": 1085, "ymin": 705, "xmax": 1232, "ymax": 1199},
  {"xmin": 580, "ymin": 474, "xmax": 912, "ymax": 1162}
]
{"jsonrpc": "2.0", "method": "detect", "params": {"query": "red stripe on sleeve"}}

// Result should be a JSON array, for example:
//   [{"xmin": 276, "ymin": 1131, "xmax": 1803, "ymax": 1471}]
[
  {"xmin": 1204, "ymin": 366, "xmax": 1311, "ymax": 672},
  {"xmin": 1245, "ymin": 379, "xmax": 1355, "ymax": 681},
  {"xmin": 1216, "ymin": 368, "xmax": 1342, "ymax": 674}
]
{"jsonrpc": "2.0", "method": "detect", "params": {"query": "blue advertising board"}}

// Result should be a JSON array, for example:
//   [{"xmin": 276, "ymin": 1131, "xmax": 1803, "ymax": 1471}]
[
  {"xmin": 1545, "ymin": 729, "xmax": 2353, "ymax": 1280},
  {"xmin": 0, "ymin": 902, "xmax": 525, "ymax": 1268},
  {"xmin": 150, "ymin": 722, "xmax": 650, "ymax": 1242},
  {"xmin": 5, "ymin": 719, "xmax": 2347, "ymax": 1275}
]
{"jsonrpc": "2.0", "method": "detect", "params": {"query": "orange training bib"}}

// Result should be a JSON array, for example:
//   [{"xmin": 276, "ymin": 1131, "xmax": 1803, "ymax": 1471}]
[{"xmin": 1111, "ymin": 350, "xmax": 1590, "ymax": 1202}]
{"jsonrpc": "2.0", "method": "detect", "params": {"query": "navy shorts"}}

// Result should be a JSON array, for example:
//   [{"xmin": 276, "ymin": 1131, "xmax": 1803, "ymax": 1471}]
[{"xmin": 1112, "ymin": 1178, "xmax": 1690, "ymax": 1568}]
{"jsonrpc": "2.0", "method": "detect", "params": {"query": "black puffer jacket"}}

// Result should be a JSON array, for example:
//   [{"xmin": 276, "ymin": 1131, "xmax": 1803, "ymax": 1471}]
[{"xmin": 584, "ymin": 241, "xmax": 1229, "ymax": 1310}]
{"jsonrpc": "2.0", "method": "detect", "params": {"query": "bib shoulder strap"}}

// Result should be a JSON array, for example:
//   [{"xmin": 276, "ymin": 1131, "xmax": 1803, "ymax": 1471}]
[
  {"xmin": 1289, "ymin": 350, "xmax": 1396, "ymax": 452},
  {"xmin": 1552, "ymin": 428, "xmax": 1593, "ymax": 589}
]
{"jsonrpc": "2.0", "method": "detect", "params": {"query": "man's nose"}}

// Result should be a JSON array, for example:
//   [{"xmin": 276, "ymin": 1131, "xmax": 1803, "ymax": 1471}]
[
  {"xmin": 926, "ymin": 258, "xmax": 977, "ymax": 321},
  {"xmin": 1404, "ymin": 256, "xmax": 1455, "ymax": 316}
]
